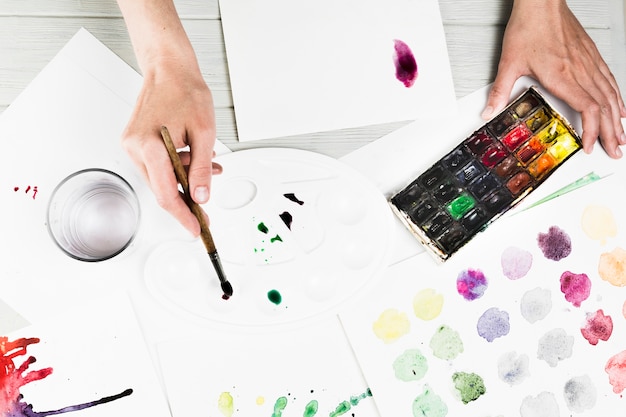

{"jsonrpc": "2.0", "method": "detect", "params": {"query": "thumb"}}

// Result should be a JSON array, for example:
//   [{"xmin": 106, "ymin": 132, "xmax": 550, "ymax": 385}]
[
  {"xmin": 188, "ymin": 136, "xmax": 215, "ymax": 205},
  {"xmin": 482, "ymin": 67, "xmax": 519, "ymax": 120}
]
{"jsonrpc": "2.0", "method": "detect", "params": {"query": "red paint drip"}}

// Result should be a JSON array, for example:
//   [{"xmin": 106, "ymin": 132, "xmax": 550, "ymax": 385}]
[{"xmin": 581, "ymin": 309, "xmax": 613, "ymax": 345}]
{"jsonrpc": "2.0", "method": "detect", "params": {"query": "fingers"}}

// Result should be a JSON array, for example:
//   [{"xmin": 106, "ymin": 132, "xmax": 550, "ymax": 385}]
[{"xmin": 482, "ymin": 59, "xmax": 520, "ymax": 121}]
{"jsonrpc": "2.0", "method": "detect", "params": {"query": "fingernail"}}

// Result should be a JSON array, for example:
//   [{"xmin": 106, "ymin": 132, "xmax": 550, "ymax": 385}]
[
  {"xmin": 194, "ymin": 186, "xmax": 209, "ymax": 203},
  {"xmin": 481, "ymin": 106, "xmax": 494, "ymax": 120},
  {"xmin": 620, "ymin": 133, "xmax": 626, "ymax": 145},
  {"xmin": 615, "ymin": 146, "xmax": 623, "ymax": 158}
]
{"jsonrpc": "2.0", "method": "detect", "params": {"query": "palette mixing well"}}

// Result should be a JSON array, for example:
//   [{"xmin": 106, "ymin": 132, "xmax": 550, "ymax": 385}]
[
  {"xmin": 390, "ymin": 87, "xmax": 582, "ymax": 262},
  {"xmin": 145, "ymin": 148, "xmax": 393, "ymax": 329}
]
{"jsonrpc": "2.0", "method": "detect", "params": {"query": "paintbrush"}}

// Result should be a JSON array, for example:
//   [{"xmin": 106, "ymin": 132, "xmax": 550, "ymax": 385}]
[{"xmin": 160, "ymin": 126, "xmax": 233, "ymax": 299}]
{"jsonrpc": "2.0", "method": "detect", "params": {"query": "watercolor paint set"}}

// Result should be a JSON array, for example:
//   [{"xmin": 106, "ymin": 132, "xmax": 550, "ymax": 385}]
[{"xmin": 390, "ymin": 86, "xmax": 582, "ymax": 262}]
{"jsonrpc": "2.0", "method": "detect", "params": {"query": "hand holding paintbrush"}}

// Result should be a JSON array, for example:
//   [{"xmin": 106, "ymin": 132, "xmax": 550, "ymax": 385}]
[{"xmin": 160, "ymin": 126, "xmax": 233, "ymax": 299}]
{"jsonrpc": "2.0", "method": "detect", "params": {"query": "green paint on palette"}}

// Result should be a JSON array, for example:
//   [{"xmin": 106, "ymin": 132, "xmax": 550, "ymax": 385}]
[
  {"xmin": 268, "ymin": 289, "xmax": 282, "ymax": 305},
  {"xmin": 412, "ymin": 385, "xmax": 447, "ymax": 417},
  {"xmin": 258, "ymin": 222, "xmax": 269, "ymax": 233},
  {"xmin": 272, "ymin": 396, "xmax": 288, "ymax": 417},
  {"xmin": 452, "ymin": 372, "xmax": 486, "ymax": 404},
  {"xmin": 270, "ymin": 234, "xmax": 283, "ymax": 243},
  {"xmin": 303, "ymin": 400, "xmax": 318, "ymax": 417}
]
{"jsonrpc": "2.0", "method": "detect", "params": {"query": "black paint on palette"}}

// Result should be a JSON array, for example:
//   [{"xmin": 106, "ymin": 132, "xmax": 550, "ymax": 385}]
[{"xmin": 390, "ymin": 87, "xmax": 582, "ymax": 262}]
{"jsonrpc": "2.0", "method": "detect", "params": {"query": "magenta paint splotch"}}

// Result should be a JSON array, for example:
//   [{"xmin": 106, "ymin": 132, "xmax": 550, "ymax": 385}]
[
  {"xmin": 581, "ymin": 309, "xmax": 613, "ymax": 345},
  {"xmin": 501, "ymin": 246, "xmax": 533, "ymax": 280},
  {"xmin": 560, "ymin": 271, "xmax": 591, "ymax": 307},
  {"xmin": 537, "ymin": 226, "xmax": 572, "ymax": 261},
  {"xmin": 606, "ymin": 350, "xmax": 626, "ymax": 394},
  {"xmin": 456, "ymin": 268, "xmax": 488, "ymax": 301},
  {"xmin": 477, "ymin": 307, "xmax": 510, "ymax": 342},
  {"xmin": 393, "ymin": 39, "xmax": 418, "ymax": 87}
]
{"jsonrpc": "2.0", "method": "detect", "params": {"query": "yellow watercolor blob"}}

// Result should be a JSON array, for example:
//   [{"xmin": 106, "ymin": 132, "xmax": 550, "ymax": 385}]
[
  {"xmin": 413, "ymin": 288, "xmax": 444, "ymax": 321},
  {"xmin": 598, "ymin": 247, "xmax": 626, "ymax": 287},
  {"xmin": 256, "ymin": 396, "xmax": 265, "ymax": 406},
  {"xmin": 581, "ymin": 205, "xmax": 617, "ymax": 245},
  {"xmin": 372, "ymin": 308, "xmax": 410, "ymax": 343},
  {"xmin": 218, "ymin": 392, "xmax": 234, "ymax": 417}
]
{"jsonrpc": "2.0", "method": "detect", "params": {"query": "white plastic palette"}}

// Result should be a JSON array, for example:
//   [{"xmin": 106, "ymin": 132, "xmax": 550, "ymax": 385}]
[{"xmin": 144, "ymin": 148, "xmax": 393, "ymax": 329}]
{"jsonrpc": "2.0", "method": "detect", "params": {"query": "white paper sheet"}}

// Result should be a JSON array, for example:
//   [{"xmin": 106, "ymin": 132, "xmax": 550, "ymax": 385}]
[
  {"xmin": 4, "ymin": 293, "xmax": 171, "ymax": 417},
  {"xmin": 339, "ymin": 172, "xmax": 626, "ymax": 416},
  {"xmin": 219, "ymin": 0, "xmax": 456, "ymax": 141}
]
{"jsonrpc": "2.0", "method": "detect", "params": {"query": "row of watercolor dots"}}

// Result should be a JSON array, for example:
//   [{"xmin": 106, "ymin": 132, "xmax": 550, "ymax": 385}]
[{"xmin": 371, "ymin": 204, "xmax": 625, "ymax": 416}]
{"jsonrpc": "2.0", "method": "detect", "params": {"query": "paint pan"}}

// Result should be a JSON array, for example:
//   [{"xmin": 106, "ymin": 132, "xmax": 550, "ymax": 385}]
[
  {"xmin": 144, "ymin": 148, "xmax": 393, "ymax": 328},
  {"xmin": 390, "ymin": 87, "xmax": 582, "ymax": 262}
]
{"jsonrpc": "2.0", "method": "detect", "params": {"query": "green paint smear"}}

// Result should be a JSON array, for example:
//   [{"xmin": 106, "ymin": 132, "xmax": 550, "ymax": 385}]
[
  {"xmin": 412, "ymin": 385, "xmax": 448, "ymax": 417},
  {"xmin": 270, "ymin": 234, "xmax": 283, "ymax": 243},
  {"xmin": 217, "ymin": 392, "xmax": 234, "ymax": 417},
  {"xmin": 393, "ymin": 348, "xmax": 428, "ymax": 381},
  {"xmin": 268, "ymin": 289, "xmax": 282, "ymax": 305},
  {"xmin": 429, "ymin": 325, "xmax": 464, "ymax": 360},
  {"xmin": 272, "ymin": 396, "xmax": 288, "ymax": 417},
  {"xmin": 452, "ymin": 372, "xmax": 486, "ymax": 404},
  {"xmin": 303, "ymin": 400, "xmax": 318, "ymax": 417},
  {"xmin": 329, "ymin": 388, "xmax": 372, "ymax": 417},
  {"xmin": 258, "ymin": 222, "xmax": 269, "ymax": 233}
]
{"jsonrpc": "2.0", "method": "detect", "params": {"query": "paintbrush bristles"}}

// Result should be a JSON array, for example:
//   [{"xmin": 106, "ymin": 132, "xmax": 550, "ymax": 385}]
[{"xmin": 159, "ymin": 126, "xmax": 216, "ymax": 253}]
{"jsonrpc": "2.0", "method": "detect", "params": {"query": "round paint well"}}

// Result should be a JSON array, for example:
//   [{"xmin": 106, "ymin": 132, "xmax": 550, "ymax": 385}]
[{"xmin": 214, "ymin": 177, "xmax": 257, "ymax": 209}]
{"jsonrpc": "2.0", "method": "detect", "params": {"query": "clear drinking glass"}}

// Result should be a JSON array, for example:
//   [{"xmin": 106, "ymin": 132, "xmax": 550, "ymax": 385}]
[{"xmin": 46, "ymin": 168, "xmax": 140, "ymax": 262}]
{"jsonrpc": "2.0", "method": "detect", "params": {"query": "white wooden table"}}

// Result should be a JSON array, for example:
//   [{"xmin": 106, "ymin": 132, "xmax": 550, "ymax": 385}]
[{"xmin": 1, "ymin": 0, "xmax": 625, "ymax": 331}]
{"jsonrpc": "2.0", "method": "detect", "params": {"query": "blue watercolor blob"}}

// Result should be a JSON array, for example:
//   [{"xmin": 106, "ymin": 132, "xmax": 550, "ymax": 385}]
[
  {"xmin": 477, "ymin": 307, "xmax": 510, "ymax": 342},
  {"xmin": 456, "ymin": 268, "xmax": 488, "ymax": 301}
]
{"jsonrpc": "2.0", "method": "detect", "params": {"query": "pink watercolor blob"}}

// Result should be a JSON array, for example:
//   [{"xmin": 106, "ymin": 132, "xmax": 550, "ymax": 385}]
[
  {"xmin": 393, "ymin": 39, "xmax": 418, "ymax": 87},
  {"xmin": 581, "ymin": 309, "xmax": 613, "ymax": 345},
  {"xmin": 537, "ymin": 226, "xmax": 571, "ymax": 261},
  {"xmin": 560, "ymin": 271, "xmax": 591, "ymax": 307},
  {"xmin": 606, "ymin": 350, "xmax": 626, "ymax": 394},
  {"xmin": 457, "ymin": 268, "xmax": 488, "ymax": 301},
  {"xmin": 501, "ymin": 246, "xmax": 533, "ymax": 280}
]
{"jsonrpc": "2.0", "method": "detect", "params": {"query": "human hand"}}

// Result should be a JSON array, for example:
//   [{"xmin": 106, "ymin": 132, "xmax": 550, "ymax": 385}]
[
  {"xmin": 121, "ymin": 59, "xmax": 222, "ymax": 237},
  {"xmin": 482, "ymin": 0, "xmax": 626, "ymax": 158}
]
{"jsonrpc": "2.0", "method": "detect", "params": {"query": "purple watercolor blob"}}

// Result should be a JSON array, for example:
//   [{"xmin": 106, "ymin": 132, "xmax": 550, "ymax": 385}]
[
  {"xmin": 581, "ymin": 309, "xmax": 613, "ymax": 345},
  {"xmin": 537, "ymin": 226, "xmax": 572, "ymax": 261},
  {"xmin": 457, "ymin": 268, "xmax": 488, "ymax": 301},
  {"xmin": 560, "ymin": 271, "xmax": 591, "ymax": 307},
  {"xmin": 477, "ymin": 307, "xmax": 510, "ymax": 342},
  {"xmin": 501, "ymin": 246, "xmax": 533, "ymax": 280},
  {"xmin": 393, "ymin": 39, "xmax": 418, "ymax": 87}
]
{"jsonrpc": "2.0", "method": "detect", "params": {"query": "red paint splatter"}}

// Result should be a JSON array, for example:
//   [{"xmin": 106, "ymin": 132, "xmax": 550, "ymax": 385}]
[
  {"xmin": 393, "ymin": 39, "xmax": 418, "ymax": 88},
  {"xmin": 560, "ymin": 271, "xmax": 591, "ymax": 307},
  {"xmin": 13, "ymin": 187, "xmax": 19, "ymax": 192},
  {"xmin": 0, "ymin": 336, "xmax": 132, "ymax": 416},
  {"xmin": 606, "ymin": 350, "xmax": 626, "ymax": 394},
  {"xmin": 581, "ymin": 309, "xmax": 613, "ymax": 345}
]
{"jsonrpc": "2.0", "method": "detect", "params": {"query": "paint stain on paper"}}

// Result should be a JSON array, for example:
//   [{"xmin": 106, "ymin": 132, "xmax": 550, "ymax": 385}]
[
  {"xmin": 413, "ymin": 288, "xmax": 444, "ymax": 320},
  {"xmin": 328, "ymin": 389, "xmax": 372, "ymax": 417},
  {"xmin": 0, "ymin": 336, "xmax": 132, "ymax": 417},
  {"xmin": 606, "ymin": 350, "xmax": 626, "ymax": 394},
  {"xmin": 501, "ymin": 246, "xmax": 533, "ymax": 280},
  {"xmin": 581, "ymin": 205, "xmax": 617, "ymax": 244},
  {"xmin": 393, "ymin": 349, "xmax": 428, "ymax": 382},
  {"xmin": 537, "ymin": 328, "xmax": 574, "ymax": 367},
  {"xmin": 303, "ymin": 400, "xmax": 318, "ymax": 417},
  {"xmin": 13, "ymin": 185, "xmax": 38, "ymax": 200},
  {"xmin": 451, "ymin": 372, "xmax": 486, "ymax": 404},
  {"xmin": 563, "ymin": 375, "xmax": 597, "ymax": 413},
  {"xmin": 412, "ymin": 385, "xmax": 447, "ymax": 417},
  {"xmin": 519, "ymin": 392, "xmax": 560, "ymax": 417},
  {"xmin": 393, "ymin": 39, "xmax": 418, "ymax": 87},
  {"xmin": 429, "ymin": 325, "xmax": 464, "ymax": 360},
  {"xmin": 456, "ymin": 268, "xmax": 488, "ymax": 301},
  {"xmin": 581, "ymin": 309, "xmax": 613, "ymax": 345},
  {"xmin": 372, "ymin": 308, "xmax": 410, "ymax": 343},
  {"xmin": 218, "ymin": 392, "xmax": 235, "ymax": 417},
  {"xmin": 477, "ymin": 307, "xmax": 510, "ymax": 342},
  {"xmin": 497, "ymin": 351, "xmax": 530, "ymax": 385},
  {"xmin": 520, "ymin": 287, "xmax": 552, "ymax": 323},
  {"xmin": 271, "ymin": 396, "xmax": 288, "ymax": 417},
  {"xmin": 537, "ymin": 226, "xmax": 571, "ymax": 261},
  {"xmin": 598, "ymin": 247, "xmax": 626, "ymax": 286},
  {"xmin": 560, "ymin": 271, "xmax": 591, "ymax": 307}
]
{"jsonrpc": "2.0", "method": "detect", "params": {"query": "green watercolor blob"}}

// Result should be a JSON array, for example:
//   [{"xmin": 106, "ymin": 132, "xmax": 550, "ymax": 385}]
[
  {"xmin": 429, "ymin": 325, "xmax": 464, "ymax": 360},
  {"xmin": 329, "ymin": 401, "xmax": 351, "ymax": 417},
  {"xmin": 412, "ymin": 385, "xmax": 448, "ymax": 417},
  {"xmin": 350, "ymin": 388, "xmax": 372, "ymax": 406},
  {"xmin": 270, "ymin": 234, "xmax": 283, "ymax": 243},
  {"xmin": 258, "ymin": 222, "xmax": 269, "ymax": 233},
  {"xmin": 393, "ymin": 348, "xmax": 428, "ymax": 381},
  {"xmin": 303, "ymin": 399, "xmax": 318, "ymax": 417},
  {"xmin": 268, "ymin": 289, "xmax": 282, "ymax": 305},
  {"xmin": 217, "ymin": 392, "xmax": 234, "ymax": 417},
  {"xmin": 272, "ymin": 396, "xmax": 288, "ymax": 417},
  {"xmin": 452, "ymin": 372, "xmax": 486, "ymax": 404}
]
